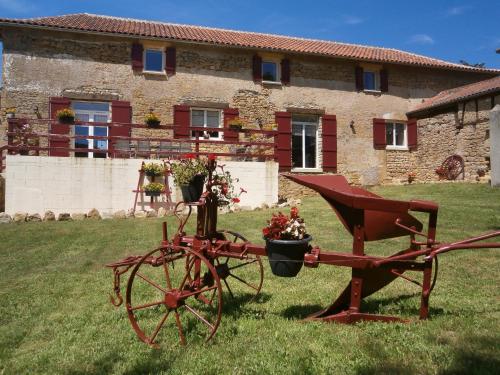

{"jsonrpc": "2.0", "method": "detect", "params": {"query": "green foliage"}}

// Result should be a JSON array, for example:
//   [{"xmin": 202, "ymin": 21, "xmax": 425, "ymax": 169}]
[
  {"xmin": 142, "ymin": 162, "xmax": 165, "ymax": 177},
  {"xmin": 170, "ymin": 156, "xmax": 208, "ymax": 186},
  {"xmin": 143, "ymin": 182, "xmax": 164, "ymax": 192},
  {"xmin": 0, "ymin": 183, "xmax": 499, "ymax": 374}
]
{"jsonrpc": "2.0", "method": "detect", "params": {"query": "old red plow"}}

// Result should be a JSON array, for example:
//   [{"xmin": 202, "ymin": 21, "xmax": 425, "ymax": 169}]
[{"xmin": 106, "ymin": 162, "xmax": 500, "ymax": 346}]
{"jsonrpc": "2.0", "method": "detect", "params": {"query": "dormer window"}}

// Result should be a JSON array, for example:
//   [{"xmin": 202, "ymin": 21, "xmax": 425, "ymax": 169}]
[
  {"xmin": 262, "ymin": 61, "xmax": 279, "ymax": 82},
  {"xmin": 144, "ymin": 48, "xmax": 164, "ymax": 73}
]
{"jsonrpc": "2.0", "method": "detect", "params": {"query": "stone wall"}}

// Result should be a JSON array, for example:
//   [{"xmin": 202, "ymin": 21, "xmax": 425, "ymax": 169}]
[
  {"xmin": 386, "ymin": 95, "xmax": 499, "ymax": 184},
  {"xmin": 0, "ymin": 28, "xmax": 496, "ymax": 195}
]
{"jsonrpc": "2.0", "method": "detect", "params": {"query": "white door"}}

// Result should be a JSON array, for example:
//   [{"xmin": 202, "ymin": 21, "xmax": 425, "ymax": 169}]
[{"xmin": 73, "ymin": 102, "xmax": 110, "ymax": 158}]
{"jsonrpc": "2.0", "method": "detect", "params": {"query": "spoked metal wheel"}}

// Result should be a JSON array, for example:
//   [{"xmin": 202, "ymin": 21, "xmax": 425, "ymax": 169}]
[
  {"xmin": 215, "ymin": 230, "xmax": 264, "ymax": 302},
  {"xmin": 125, "ymin": 246, "xmax": 222, "ymax": 347}
]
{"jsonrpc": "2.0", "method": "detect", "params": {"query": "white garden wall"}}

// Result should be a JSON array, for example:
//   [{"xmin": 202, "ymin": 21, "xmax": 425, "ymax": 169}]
[{"xmin": 4, "ymin": 156, "xmax": 279, "ymax": 215}]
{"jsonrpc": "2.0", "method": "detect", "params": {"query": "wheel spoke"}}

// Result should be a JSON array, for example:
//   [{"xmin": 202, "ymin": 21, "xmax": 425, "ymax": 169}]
[
  {"xmin": 161, "ymin": 251, "xmax": 173, "ymax": 290},
  {"xmin": 174, "ymin": 309, "xmax": 186, "ymax": 345},
  {"xmin": 228, "ymin": 259, "xmax": 258, "ymax": 271},
  {"xmin": 130, "ymin": 300, "xmax": 165, "ymax": 311},
  {"xmin": 184, "ymin": 304, "xmax": 215, "ymax": 330},
  {"xmin": 222, "ymin": 278, "xmax": 234, "ymax": 298},
  {"xmin": 228, "ymin": 272, "xmax": 259, "ymax": 291},
  {"xmin": 136, "ymin": 272, "xmax": 168, "ymax": 294},
  {"xmin": 181, "ymin": 285, "xmax": 218, "ymax": 299},
  {"xmin": 179, "ymin": 256, "xmax": 196, "ymax": 290},
  {"xmin": 149, "ymin": 311, "xmax": 171, "ymax": 343}
]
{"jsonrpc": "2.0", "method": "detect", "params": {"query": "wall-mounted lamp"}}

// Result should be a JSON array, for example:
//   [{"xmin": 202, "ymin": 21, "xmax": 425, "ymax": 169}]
[{"xmin": 349, "ymin": 120, "xmax": 356, "ymax": 134}]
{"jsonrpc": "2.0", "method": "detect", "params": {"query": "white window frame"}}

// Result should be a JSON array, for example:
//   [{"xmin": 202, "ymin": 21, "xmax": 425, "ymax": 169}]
[
  {"xmin": 190, "ymin": 108, "xmax": 223, "ymax": 141},
  {"xmin": 363, "ymin": 70, "xmax": 380, "ymax": 92},
  {"xmin": 385, "ymin": 121, "xmax": 408, "ymax": 150},
  {"xmin": 143, "ymin": 48, "xmax": 165, "ymax": 74},
  {"xmin": 291, "ymin": 116, "xmax": 319, "ymax": 171},
  {"xmin": 262, "ymin": 60, "xmax": 280, "ymax": 84},
  {"xmin": 72, "ymin": 102, "xmax": 110, "ymax": 158}
]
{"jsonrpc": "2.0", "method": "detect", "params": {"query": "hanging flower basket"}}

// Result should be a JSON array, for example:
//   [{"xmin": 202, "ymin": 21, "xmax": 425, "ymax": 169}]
[
  {"xmin": 263, "ymin": 207, "xmax": 311, "ymax": 277},
  {"xmin": 56, "ymin": 108, "xmax": 75, "ymax": 124},
  {"xmin": 180, "ymin": 174, "xmax": 206, "ymax": 202}
]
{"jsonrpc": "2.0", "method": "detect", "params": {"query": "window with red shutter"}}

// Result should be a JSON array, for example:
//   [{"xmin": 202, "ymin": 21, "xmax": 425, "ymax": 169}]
[
  {"xmin": 373, "ymin": 118, "xmax": 386, "ymax": 150},
  {"xmin": 49, "ymin": 97, "xmax": 71, "ymax": 157},
  {"xmin": 355, "ymin": 66, "xmax": 364, "ymax": 91},
  {"xmin": 109, "ymin": 101, "xmax": 132, "ymax": 158},
  {"xmin": 281, "ymin": 59, "xmax": 290, "ymax": 85},
  {"xmin": 275, "ymin": 112, "xmax": 292, "ymax": 171},
  {"xmin": 173, "ymin": 105, "xmax": 190, "ymax": 139},
  {"xmin": 322, "ymin": 115, "xmax": 337, "ymax": 172},
  {"xmin": 380, "ymin": 69, "xmax": 388, "ymax": 92},
  {"xmin": 131, "ymin": 43, "xmax": 144, "ymax": 71},
  {"xmin": 407, "ymin": 119, "xmax": 418, "ymax": 150},
  {"xmin": 252, "ymin": 54, "xmax": 262, "ymax": 82},
  {"xmin": 223, "ymin": 108, "xmax": 239, "ymax": 142},
  {"xmin": 165, "ymin": 47, "xmax": 176, "ymax": 75}
]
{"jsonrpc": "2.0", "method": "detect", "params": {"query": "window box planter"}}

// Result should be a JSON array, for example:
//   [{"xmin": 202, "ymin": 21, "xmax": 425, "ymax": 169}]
[
  {"xmin": 180, "ymin": 174, "xmax": 206, "ymax": 202},
  {"xmin": 145, "ymin": 191, "xmax": 162, "ymax": 197},
  {"xmin": 146, "ymin": 120, "xmax": 161, "ymax": 128},
  {"xmin": 58, "ymin": 116, "xmax": 75, "ymax": 125},
  {"xmin": 265, "ymin": 235, "xmax": 312, "ymax": 277},
  {"xmin": 229, "ymin": 124, "xmax": 243, "ymax": 131}
]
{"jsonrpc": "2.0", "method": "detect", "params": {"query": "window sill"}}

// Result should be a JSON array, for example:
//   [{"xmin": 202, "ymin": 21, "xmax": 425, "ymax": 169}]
[
  {"xmin": 386, "ymin": 146, "xmax": 409, "ymax": 151},
  {"xmin": 363, "ymin": 89, "xmax": 381, "ymax": 94},
  {"xmin": 291, "ymin": 168, "xmax": 323, "ymax": 173},
  {"xmin": 143, "ymin": 70, "xmax": 167, "ymax": 76},
  {"xmin": 262, "ymin": 80, "xmax": 282, "ymax": 87}
]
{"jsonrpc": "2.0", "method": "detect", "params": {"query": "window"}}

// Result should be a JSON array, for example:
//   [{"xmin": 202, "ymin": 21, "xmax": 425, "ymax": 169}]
[
  {"xmin": 363, "ymin": 70, "xmax": 380, "ymax": 91},
  {"xmin": 385, "ymin": 122, "xmax": 407, "ymax": 149},
  {"xmin": 72, "ymin": 101, "xmax": 110, "ymax": 158},
  {"xmin": 191, "ymin": 109, "xmax": 221, "ymax": 139},
  {"xmin": 262, "ymin": 61, "xmax": 278, "ymax": 82},
  {"xmin": 144, "ymin": 48, "xmax": 164, "ymax": 73},
  {"xmin": 292, "ymin": 114, "xmax": 318, "ymax": 169}
]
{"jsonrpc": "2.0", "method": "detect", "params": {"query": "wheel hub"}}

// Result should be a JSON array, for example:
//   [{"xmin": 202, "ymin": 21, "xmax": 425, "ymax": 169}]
[
  {"xmin": 215, "ymin": 263, "xmax": 230, "ymax": 279},
  {"xmin": 164, "ymin": 290, "xmax": 185, "ymax": 309}
]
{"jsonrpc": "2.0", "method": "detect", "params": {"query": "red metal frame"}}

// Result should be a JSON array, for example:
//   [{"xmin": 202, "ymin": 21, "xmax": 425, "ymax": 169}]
[{"xmin": 106, "ymin": 162, "xmax": 500, "ymax": 346}]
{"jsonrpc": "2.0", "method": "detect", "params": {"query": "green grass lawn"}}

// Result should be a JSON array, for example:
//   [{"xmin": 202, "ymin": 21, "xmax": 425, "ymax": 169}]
[{"xmin": 1, "ymin": 183, "xmax": 499, "ymax": 375}]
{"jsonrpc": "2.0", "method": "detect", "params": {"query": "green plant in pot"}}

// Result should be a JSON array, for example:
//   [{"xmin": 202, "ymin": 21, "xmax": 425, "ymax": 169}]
[
  {"xmin": 145, "ymin": 112, "xmax": 161, "ymax": 128},
  {"xmin": 143, "ymin": 162, "xmax": 165, "ymax": 177},
  {"xmin": 170, "ymin": 154, "xmax": 208, "ymax": 202},
  {"xmin": 143, "ymin": 182, "xmax": 165, "ymax": 197},
  {"xmin": 227, "ymin": 117, "xmax": 246, "ymax": 131},
  {"xmin": 263, "ymin": 207, "xmax": 312, "ymax": 277},
  {"xmin": 56, "ymin": 108, "xmax": 75, "ymax": 124}
]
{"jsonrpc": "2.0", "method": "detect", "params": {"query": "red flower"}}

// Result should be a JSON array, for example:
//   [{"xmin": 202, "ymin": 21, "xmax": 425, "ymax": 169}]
[
  {"xmin": 240, "ymin": 187, "xmax": 248, "ymax": 194},
  {"xmin": 184, "ymin": 153, "xmax": 195, "ymax": 159},
  {"xmin": 262, "ymin": 227, "xmax": 270, "ymax": 237},
  {"xmin": 208, "ymin": 153, "xmax": 216, "ymax": 161},
  {"xmin": 290, "ymin": 207, "xmax": 299, "ymax": 219},
  {"xmin": 232, "ymin": 197, "xmax": 240, "ymax": 203},
  {"xmin": 221, "ymin": 184, "xmax": 228, "ymax": 195}
]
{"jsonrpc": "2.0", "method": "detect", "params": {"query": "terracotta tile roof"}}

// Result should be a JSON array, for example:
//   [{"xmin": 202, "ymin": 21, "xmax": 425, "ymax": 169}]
[
  {"xmin": 407, "ymin": 75, "xmax": 500, "ymax": 116},
  {"xmin": 1, "ymin": 13, "xmax": 499, "ymax": 74}
]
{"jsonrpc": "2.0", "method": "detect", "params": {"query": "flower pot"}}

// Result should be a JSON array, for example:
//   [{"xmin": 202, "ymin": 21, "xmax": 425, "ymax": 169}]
[
  {"xmin": 180, "ymin": 174, "xmax": 205, "ymax": 202},
  {"xmin": 58, "ymin": 116, "xmax": 74, "ymax": 125},
  {"xmin": 265, "ymin": 235, "xmax": 312, "ymax": 277},
  {"xmin": 145, "ymin": 171, "xmax": 163, "ymax": 178},
  {"xmin": 6, "ymin": 113, "xmax": 15, "ymax": 119},
  {"xmin": 145, "ymin": 191, "xmax": 161, "ymax": 197},
  {"xmin": 146, "ymin": 120, "xmax": 161, "ymax": 128},
  {"xmin": 229, "ymin": 124, "xmax": 243, "ymax": 131}
]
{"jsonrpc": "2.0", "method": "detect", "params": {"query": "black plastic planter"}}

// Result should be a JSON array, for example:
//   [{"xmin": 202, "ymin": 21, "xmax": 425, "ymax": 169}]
[
  {"xmin": 180, "ymin": 174, "xmax": 205, "ymax": 202},
  {"xmin": 145, "ymin": 191, "xmax": 161, "ymax": 197},
  {"xmin": 265, "ymin": 235, "xmax": 312, "ymax": 277}
]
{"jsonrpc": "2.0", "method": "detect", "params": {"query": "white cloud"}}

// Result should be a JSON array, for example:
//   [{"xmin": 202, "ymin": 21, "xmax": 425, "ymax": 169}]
[
  {"xmin": 408, "ymin": 34, "xmax": 435, "ymax": 45},
  {"xmin": 0, "ymin": 0, "xmax": 36, "ymax": 13},
  {"xmin": 343, "ymin": 15, "xmax": 364, "ymax": 25},
  {"xmin": 447, "ymin": 6, "xmax": 471, "ymax": 16}
]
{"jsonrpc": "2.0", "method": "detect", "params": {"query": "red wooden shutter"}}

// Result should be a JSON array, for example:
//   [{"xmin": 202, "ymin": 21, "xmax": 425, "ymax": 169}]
[
  {"xmin": 373, "ymin": 118, "xmax": 387, "ymax": 150},
  {"xmin": 407, "ymin": 118, "xmax": 418, "ymax": 150},
  {"xmin": 355, "ymin": 66, "xmax": 364, "ymax": 91},
  {"xmin": 173, "ymin": 105, "xmax": 190, "ymax": 139},
  {"xmin": 109, "ymin": 101, "xmax": 132, "ymax": 157},
  {"xmin": 131, "ymin": 43, "xmax": 143, "ymax": 71},
  {"xmin": 322, "ymin": 114, "xmax": 337, "ymax": 172},
  {"xmin": 281, "ymin": 58, "xmax": 290, "ymax": 85},
  {"xmin": 380, "ymin": 68, "xmax": 388, "ymax": 92},
  {"xmin": 253, "ymin": 54, "xmax": 262, "ymax": 82},
  {"xmin": 223, "ymin": 108, "xmax": 239, "ymax": 142},
  {"xmin": 275, "ymin": 112, "xmax": 292, "ymax": 171},
  {"xmin": 165, "ymin": 47, "xmax": 176, "ymax": 75},
  {"xmin": 49, "ymin": 97, "xmax": 71, "ymax": 157}
]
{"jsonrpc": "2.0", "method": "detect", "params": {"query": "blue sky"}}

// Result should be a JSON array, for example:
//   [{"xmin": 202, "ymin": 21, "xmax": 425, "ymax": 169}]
[{"xmin": 0, "ymin": 0, "xmax": 499, "ymax": 72}]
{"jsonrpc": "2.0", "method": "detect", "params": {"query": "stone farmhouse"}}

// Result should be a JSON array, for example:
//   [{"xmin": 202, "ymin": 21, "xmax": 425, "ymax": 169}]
[{"xmin": 0, "ymin": 13, "xmax": 499, "ymax": 211}]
